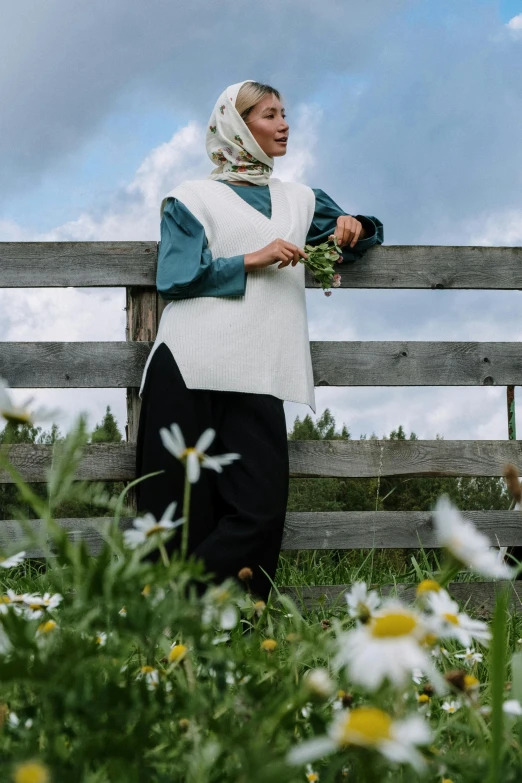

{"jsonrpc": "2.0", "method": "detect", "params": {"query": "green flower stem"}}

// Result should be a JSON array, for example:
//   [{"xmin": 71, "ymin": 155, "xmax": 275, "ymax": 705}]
[
  {"xmin": 487, "ymin": 586, "xmax": 510, "ymax": 783},
  {"xmin": 158, "ymin": 539, "xmax": 170, "ymax": 569},
  {"xmin": 181, "ymin": 468, "xmax": 192, "ymax": 561}
]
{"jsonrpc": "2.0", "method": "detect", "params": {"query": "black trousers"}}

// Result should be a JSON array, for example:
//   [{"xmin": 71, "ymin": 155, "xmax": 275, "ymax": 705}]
[{"xmin": 135, "ymin": 342, "xmax": 289, "ymax": 601}]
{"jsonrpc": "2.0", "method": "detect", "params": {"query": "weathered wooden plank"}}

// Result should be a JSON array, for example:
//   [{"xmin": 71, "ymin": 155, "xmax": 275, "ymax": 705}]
[
  {"xmin": 311, "ymin": 341, "xmax": 522, "ymax": 387},
  {"xmin": 0, "ymin": 518, "xmax": 135, "ymax": 558},
  {"xmin": 281, "ymin": 511, "xmax": 522, "ymax": 549},
  {"xmin": 2, "ymin": 341, "xmax": 522, "ymax": 388},
  {"xmin": 281, "ymin": 581, "xmax": 522, "ymax": 613},
  {"xmin": 0, "ymin": 443, "xmax": 136, "ymax": 482},
  {"xmin": 2, "ymin": 244, "xmax": 522, "ymax": 290},
  {"xmin": 2, "ymin": 440, "xmax": 522, "ymax": 483},
  {"xmin": 288, "ymin": 439, "xmax": 522, "ymax": 478},
  {"xmin": 0, "ymin": 242, "xmax": 157, "ymax": 287},
  {"xmin": 1, "ymin": 511, "xmax": 521, "ymax": 552}
]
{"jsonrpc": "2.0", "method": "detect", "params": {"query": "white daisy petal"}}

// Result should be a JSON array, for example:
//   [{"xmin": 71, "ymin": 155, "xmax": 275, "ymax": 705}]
[
  {"xmin": 159, "ymin": 427, "xmax": 185, "ymax": 459},
  {"xmin": 186, "ymin": 450, "xmax": 201, "ymax": 483},
  {"xmin": 0, "ymin": 551, "xmax": 26, "ymax": 568},
  {"xmin": 195, "ymin": 427, "xmax": 216, "ymax": 454}
]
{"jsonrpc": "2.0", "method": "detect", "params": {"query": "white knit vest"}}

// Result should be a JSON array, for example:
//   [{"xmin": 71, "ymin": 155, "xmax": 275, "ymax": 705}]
[{"xmin": 138, "ymin": 177, "xmax": 317, "ymax": 411}]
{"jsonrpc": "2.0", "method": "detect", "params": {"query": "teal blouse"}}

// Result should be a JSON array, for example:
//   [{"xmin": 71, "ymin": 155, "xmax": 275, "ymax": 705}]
[{"xmin": 157, "ymin": 182, "xmax": 383, "ymax": 301}]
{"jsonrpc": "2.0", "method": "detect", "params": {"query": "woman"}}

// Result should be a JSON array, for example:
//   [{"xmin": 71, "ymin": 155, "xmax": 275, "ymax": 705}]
[{"xmin": 135, "ymin": 80, "xmax": 383, "ymax": 601}]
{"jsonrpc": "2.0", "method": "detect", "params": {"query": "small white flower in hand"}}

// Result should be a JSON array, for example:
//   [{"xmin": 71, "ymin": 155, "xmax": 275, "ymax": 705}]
[{"xmin": 160, "ymin": 423, "xmax": 240, "ymax": 484}]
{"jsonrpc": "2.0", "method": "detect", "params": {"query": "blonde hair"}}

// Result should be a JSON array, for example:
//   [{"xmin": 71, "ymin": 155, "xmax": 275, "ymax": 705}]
[{"xmin": 235, "ymin": 81, "xmax": 283, "ymax": 122}]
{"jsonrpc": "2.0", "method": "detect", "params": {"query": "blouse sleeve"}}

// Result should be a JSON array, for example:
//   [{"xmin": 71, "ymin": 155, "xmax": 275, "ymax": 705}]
[
  {"xmin": 156, "ymin": 197, "xmax": 247, "ymax": 301},
  {"xmin": 307, "ymin": 188, "xmax": 384, "ymax": 263}
]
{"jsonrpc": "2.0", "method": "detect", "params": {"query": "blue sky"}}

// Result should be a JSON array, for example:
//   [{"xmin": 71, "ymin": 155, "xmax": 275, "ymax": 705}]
[{"xmin": 1, "ymin": 0, "xmax": 522, "ymax": 441}]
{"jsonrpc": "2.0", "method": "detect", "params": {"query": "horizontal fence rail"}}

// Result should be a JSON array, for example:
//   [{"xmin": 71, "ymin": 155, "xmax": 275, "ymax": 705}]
[
  {"xmin": 1, "ymin": 243, "xmax": 522, "ymax": 289},
  {"xmin": 2, "ymin": 441, "xmax": 522, "ymax": 483},
  {"xmin": 1, "ymin": 341, "xmax": 522, "ymax": 388},
  {"xmin": 1, "ymin": 511, "xmax": 521, "ymax": 555},
  {"xmin": 2, "ymin": 241, "xmax": 522, "ymax": 612}
]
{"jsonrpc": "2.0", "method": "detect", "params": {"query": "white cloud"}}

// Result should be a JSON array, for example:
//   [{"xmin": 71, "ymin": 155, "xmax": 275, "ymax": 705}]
[
  {"xmin": 464, "ymin": 208, "xmax": 522, "ymax": 246},
  {"xmin": 507, "ymin": 13, "xmax": 522, "ymax": 34}
]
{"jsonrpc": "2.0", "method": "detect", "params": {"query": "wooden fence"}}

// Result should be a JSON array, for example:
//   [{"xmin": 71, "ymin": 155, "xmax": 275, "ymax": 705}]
[{"xmin": 1, "ymin": 241, "xmax": 522, "ymax": 612}]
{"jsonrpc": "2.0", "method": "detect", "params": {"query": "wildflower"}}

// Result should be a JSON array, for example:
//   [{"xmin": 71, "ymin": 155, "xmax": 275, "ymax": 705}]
[
  {"xmin": 503, "ymin": 699, "xmax": 522, "ymax": 716},
  {"xmin": 168, "ymin": 643, "xmax": 188, "ymax": 664},
  {"xmin": 178, "ymin": 718, "xmax": 190, "ymax": 732},
  {"xmin": 254, "ymin": 600, "xmax": 266, "ymax": 616},
  {"xmin": 334, "ymin": 602, "xmax": 443, "ymax": 690},
  {"xmin": 118, "ymin": 606, "xmax": 127, "ymax": 617},
  {"xmin": 287, "ymin": 706, "xmax": 431, "ymax": 771},
  {"xmin": 123, "ymin": 501, "xmax": 184, "ymax": 549},
  {"xmin": 137, "ymin": 665, "xmax": 160, "ymax": 690},
  {"xmin": 0, "ymin": 551, "xmax": 25, "ymax": 569},
  {"xmin": 332, "ymin": 273, "xmax": 342, "ymax": 288},
  {"xmin": 9, "ymin": 711, "xmax": 20, "ymax": 727},
  {"xmin": 202, "ymin": 587, "xmax": 238, "ymax": 629},
  {"xmin": 306, "ymin": 764, "xmax": 319, "ymax": 782},
  {"xmin": 427, "ymin": 590, "xmax": 490, "ymax": 646},
  {"xmin": 160, "ymin": 423, "xmax": 240, "ymax": 483},
  {"xmin": 13, "ymin": 760, "xmax": 50, "ymax": 783},
  {"xmin": 345, "ymin": 582, "xmax": 380, "ymax": 623},
  {"xmin": 416, "ymin": 579, "xmax": 441, "ymax": 596},
  {"xmin": 36, "ymin": 620, "xmax": 57, "ymax": 636},
  {"xmin": 95, "ymin": 632, "xmax": 107, "ymax": 647},
  {"xmin": 261, "ymin": 638, "xmax": 277, "ymax": 652},
  {"xmin": 23, "ymin": 592, "xmax": 62, "ymax": 619},
  {"xmin": 141, "ymin": 584, "xmax": 151, "ymax": 596},
  {"xmin": 0, "ymin": 377, "xmax": 59, "ymax": 426},
  {"xmin": 442, "ymin": 700, "xmax": 461, "ymax": 714},
  {"xmin": 238, "ymin": 566, "xmax": 253, "ymax": 582},
  {"xmin": 304, "ymin": 668, "xmax": 335, "ymax": 699},
  {"xmin": 417, "ymin": 693, "xmax": 430, "ymax": 705},
  {"xmin": 433, "ymin": 496, "xmax": 516, "ymax": 578},
  {"xmin": 455, "ymin": 647, "xmax": 483, "ymax": 665}
]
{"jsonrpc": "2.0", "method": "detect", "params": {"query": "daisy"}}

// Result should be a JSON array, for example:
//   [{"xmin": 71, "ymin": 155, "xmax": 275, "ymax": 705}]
[
  {"xmin": 22, "ymin": 592, "xmax": 63, "ymax": 620},
  {"xmin": 442, "ymin": 700, "xmax": 461, "ymax": 714},
  {"xmin": 160, "ymin": 423, "xmax": 240, "ymax": 483},
  {"xmin": 122, "ymin": 501, "xmax": 184, "ymax": 549},
  {"xmin": 345, "ymin": 582, "xmax": 380, "ymax": 623},
  {"xmin": 426, "ymin": 590, "xmax": 490, "ymax": 647},
  {"xmin": 96, "ymin": 631, "xmax": 107, "ymax": 647},
  {"xmin": 455, "ymin": 647, "xmax": 483, "ymax": 665},
  {"xmin": 137, "ymin": 665, "xmax": 160, "ymax": 690},
  {"xmin": 334, "ymin": 602, "xmax": 443, "ymax": 691},
  {"xmin": 0, "ymin": 377, "xmax": 59, "ymax": 426},
  {"xmin": 433, "ymin": 496, "xmax": 516, "ymax": 579},
  {"xmin": 306, "ymin": 764, "xmax": 319, "ymax": 782},
  {"xmin": 287, "ymin": 706, "xmax": 431, "ymax": 772},
  {"xmin": 0, "ymin": 551, "xmax": 26, "ymax": 569},
  {"xmin": 503, "ymin": 699, "xmax": 522, "ymax": 716},
  {"xmin": 304, "ymin": 668, "xmax": 335, "ymax": 699}
]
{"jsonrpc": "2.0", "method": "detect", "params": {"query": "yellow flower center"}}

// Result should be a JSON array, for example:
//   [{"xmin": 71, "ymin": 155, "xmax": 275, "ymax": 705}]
[
  {"xmin": 180, "ymin": 447, "xmax": 202, "ymax": 461},
  {"xmin": 261, "ymin": 639, "xmax": 277, "ymax": 652},
  {"xmin": 146, "ymin": 524, "xmax": 166, "ymax": 536},
  {"xmin": 464, "ymin": 674, "xmax": 479, "ymax": 690},
  {"xmin": 306, "ymin": 773, "xmax": 319, "ymax": 782},
  {"xmin": 371, "ymin": 612, "xmax": 417, "ymax": 638},
  {"xmin": 168, "ymin": 644, "xmax": 188, "ymax": 663},
  {"xmin": 141, "ymin": 584, "xmax": 151, "ymax": 596},
  {"xmin": 418, "ymin": 693, "xmax": 430, "ymax": 704},
  {"xmin": 0, "ymin": 596, "xmax": 10, "ymax": 604},
  {"xmin": 443, "ymin": 613, "xmax": 459, "ymax": 626},
  {"xmin": 29, "ymin": 604, "xmax": 44, "ymax": 611},
  {"xmin": 140, "ymin": 665, "xmax": 155, "ymax": 674},
  {"xmin": 338, "ymin": 707, "xmax": 393, "ymax": 746},
  {"xmin": 37, "ymin": 620, "xmax": 57, "ymax": 635},
  {"xmin": 3, "ymin": 411, "xmax": 31, "ymax": 425},
  {"xmin": 416, "ymin": 579, "xmax": 441, "ymax": 595},
  {"xmin": 13, "ymin": 761, "xmax": 50, "ymax": 783}
]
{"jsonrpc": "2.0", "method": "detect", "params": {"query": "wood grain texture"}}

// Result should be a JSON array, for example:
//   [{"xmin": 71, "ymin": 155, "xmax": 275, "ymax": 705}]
[
  {"xmin": 2, "ymin": 243, "xmax": 522, "ymax": 290},
  {"xmin": 0, "ymin": 242, "xmax": 157, "ymax": 287},
  {"xmin": 2, "ymin": 341, "xmax": 522, "ymax": 388},
  {"xmin": 1, "ymin": 510, "xmax": 521, "ymax": 551},
  {"xmin": 280, "ymin": 582, "xmax": 522, "ymax": 613},
  {"xmin": 281, "ymin": 510, "xmax": 522, "ymax": 548},
  {"xmin": 2, "ymin": 440, "xmax": 521, "ymax": 482}
]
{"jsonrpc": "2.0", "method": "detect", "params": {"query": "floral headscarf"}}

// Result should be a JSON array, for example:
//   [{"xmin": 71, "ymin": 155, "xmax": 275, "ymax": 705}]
[{"xmin": 206, "ymin": 80, "xmax": 274, "ymax": 186}]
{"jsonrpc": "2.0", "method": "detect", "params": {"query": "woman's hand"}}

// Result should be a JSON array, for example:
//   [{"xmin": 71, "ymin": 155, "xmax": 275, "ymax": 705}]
[
  {"xmin": 328, "ymin": 215, "xmax": 366, "ymax": 261},
  {"xmin": 244, "ymin": 239, "xmax": 308, "ymax": 271}
]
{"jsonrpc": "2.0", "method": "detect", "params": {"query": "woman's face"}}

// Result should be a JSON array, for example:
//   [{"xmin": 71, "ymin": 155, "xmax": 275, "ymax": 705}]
[{"xmin": 244, "ymin": 93, "xmax": 289, "ymax": 158}]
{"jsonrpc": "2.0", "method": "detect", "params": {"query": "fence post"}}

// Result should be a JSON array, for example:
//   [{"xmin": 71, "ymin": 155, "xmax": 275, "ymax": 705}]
[{"xmin": 125, "ymin": 273, "xmax": 165, "ymax": 511}]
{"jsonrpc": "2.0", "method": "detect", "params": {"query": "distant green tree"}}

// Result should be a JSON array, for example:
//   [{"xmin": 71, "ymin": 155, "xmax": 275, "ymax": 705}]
[{"xmin": 91, "ymin": 406, "xmax": 122, "ymax": 444}]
